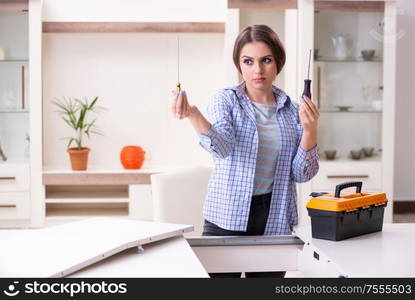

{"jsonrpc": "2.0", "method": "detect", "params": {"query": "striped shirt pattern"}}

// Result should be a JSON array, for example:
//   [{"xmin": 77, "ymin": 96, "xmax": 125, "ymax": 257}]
[
  {"xmin": 198, "ymin": 81, "xmax": 319, "ymax": 235},
  {"xmin": 251, "ymin": 101, "xmax": 279, "ymax": 195}
]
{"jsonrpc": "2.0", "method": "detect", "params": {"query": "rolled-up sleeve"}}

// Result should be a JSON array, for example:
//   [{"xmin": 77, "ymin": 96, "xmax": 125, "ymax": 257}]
[
  {"xmin": 290, "ymin": 102, "xmax": 319, "ymax": 182},
  {"xmin": 198, "ymin": 90, "xmax": 236, "ymax": 159},
  {"xmin": 292, "ymin": 144, "xmax": 319, "ymax": 183}
]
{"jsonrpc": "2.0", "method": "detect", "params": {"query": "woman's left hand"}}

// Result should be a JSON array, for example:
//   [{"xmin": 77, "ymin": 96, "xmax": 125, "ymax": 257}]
[{"xmin": 299, "ymin": 96, "xmax": 319, "ymax": 134}]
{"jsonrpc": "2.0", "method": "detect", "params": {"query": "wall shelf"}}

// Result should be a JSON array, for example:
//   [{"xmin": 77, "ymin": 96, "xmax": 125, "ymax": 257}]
[
  {"xmin": 0, "ymin": 110, "xmax": 29, "ymax": 113},
  {"xmin": 316, "ymin": 57, "xmax": 383, "ymax": 63},
  {"xmin": 46, "ymin": 198, "xmax": 129, "ymax": 204},
  {"xmin": 45, "ymin": 184, "xmax": 129, "ymax": 219},
  {"xmin": 319, "ymin": 156, "xmax": 382, "ymax": 163},
  {"xmin": 45, "ymin": 187, "xmax": 129, "ymax": 204},
  {"xmin": 315, "ymin": 1, "xmax": 385, "ymax": 12},
  {"xmin": 42, "ymin": 170, "xmax": 161, "ymax": 185},
  {"xmin": 320, "ymin": 109, "xmax": 382, "ymax": 113},
  {"xmin": 46, "ymin": 203, "xmax": 128, "ymax": 218},
  {"xmin": 0, "ymin": 60, "xmax": 29, "ymax": 63},
  {"xmin": 228, "ymin": 0, "xmax": 297, "ymax": 9},
  {"xmin": 0, "ymin": 0, "xmax": 28, "ymax": 12},
  {"xmin": 42, "ymin": 22, "xmax": 225, "ymax": 33}
]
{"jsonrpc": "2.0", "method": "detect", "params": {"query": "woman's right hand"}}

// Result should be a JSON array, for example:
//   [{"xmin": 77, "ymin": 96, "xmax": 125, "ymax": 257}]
[
  {"xmin": 171, "ymin": 90, "xmax": 212, "ymax": 134},
  {"xmin": 172, "ymin": 90, "xmax": 195, "ymax": 119}
]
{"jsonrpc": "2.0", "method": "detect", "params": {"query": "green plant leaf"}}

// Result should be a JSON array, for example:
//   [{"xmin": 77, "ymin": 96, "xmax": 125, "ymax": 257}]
[
  {"xmin": 67, "ymin": 137, "xmax": 75, "ymax": 148},
  {"xmin": 68, "ymin": 111, "xmax": 78, "ymax": 129},
  {"xmin": 84, "ymin": 118, "xmax": 97, "ymax": 137},
  {"xmin": 88, "ymin": 96, "xmax": 98, "ymax": 110},
  {"xmin": 53, "ymin": 96, "xmax": 105, "ymax": 149},
  {"xmin": 77, "ymin": 108, "xmax": 85, "ymax": 129},
  {"xmin": 62, "ymin": 117, "xmax": 75, "ymax": 130},
  {"xmin": 52, "ymin": 101, "xmax": 68, "ymax": 113},
  {"xmin": 90, "ymin": 129, "xmax": 104, "ymax": 136}
]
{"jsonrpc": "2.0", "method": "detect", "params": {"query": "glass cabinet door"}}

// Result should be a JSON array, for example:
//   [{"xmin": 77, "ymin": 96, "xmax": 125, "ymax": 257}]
[
  {"xmin": 313, "ymin": 8, "xmax": 385, "ymax": 162},
  {"xmin": 0, "ymin": 10, "xmax": 29, "ymax": 163},
  {"xmin": 0, "ymin": 61, "xmax": 29, "ymax": 111}
]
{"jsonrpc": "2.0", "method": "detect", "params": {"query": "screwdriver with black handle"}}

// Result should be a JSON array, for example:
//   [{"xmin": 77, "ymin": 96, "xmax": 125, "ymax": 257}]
[{"xmin": 302, "ymin": 49, "xmax": 312, "ymax": 100}]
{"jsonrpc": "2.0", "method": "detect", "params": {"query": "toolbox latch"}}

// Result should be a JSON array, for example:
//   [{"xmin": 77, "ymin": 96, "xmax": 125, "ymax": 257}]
[{"xmin": 309, "ymin": 192, "xmax": 328, "ymax": 197}]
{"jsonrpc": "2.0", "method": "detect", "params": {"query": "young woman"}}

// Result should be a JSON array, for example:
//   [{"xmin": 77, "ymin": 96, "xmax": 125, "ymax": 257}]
[{"xmin": 172, "ymin": 25, "xmax": 319, "ymax": 278}]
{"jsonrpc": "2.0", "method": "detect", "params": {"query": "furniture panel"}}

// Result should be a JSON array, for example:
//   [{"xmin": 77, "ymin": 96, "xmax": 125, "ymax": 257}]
[{"xmin": 0, "ymin": 192, "xmax": 30, "ymax": 220}]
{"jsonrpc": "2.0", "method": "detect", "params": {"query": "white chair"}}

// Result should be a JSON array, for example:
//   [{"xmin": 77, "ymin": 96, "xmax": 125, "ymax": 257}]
[{"xmin": 151, "ymin": 165, "xmax": 212, "ymax": 236}]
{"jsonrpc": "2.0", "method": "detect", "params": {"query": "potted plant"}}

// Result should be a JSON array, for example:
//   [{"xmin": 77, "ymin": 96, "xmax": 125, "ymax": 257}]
[{"xmin": 52, "ymin": 96, "xmax": 104, "ymax": 170}]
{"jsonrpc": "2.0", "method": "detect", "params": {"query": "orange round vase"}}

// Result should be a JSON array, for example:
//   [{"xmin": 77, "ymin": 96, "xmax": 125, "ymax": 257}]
[{"xmin": 120, "ymin": 146, "xmax": 145, "ymax": 169}]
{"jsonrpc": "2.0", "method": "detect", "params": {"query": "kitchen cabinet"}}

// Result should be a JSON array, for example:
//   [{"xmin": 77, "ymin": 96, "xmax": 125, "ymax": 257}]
[
  {"xmin": 0, "ymin": 0, "xmax": 43, "ymax": 228},
  {"xmin": 298, "ymin": 0, "xmax": 396, "ymax": 225},
  {"xmin": 0, "ymin": 8, "xmax": 30, "ymax": 227},
  {"xmin": 314, "ymin": 7, "xmax": 385, "ymax": 161},
  {"xmin": 0, "ymin": 9, "xmax": 30, "ymax": 164},
  {"xmin": 0, "ymin": 164, "xmax": 30, "ymax": 224}
]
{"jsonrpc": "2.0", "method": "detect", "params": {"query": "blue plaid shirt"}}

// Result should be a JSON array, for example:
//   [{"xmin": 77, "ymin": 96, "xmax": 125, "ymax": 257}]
[{"xmin": 198, "ymin": 82, "xmax": 319, "ymax": 235}]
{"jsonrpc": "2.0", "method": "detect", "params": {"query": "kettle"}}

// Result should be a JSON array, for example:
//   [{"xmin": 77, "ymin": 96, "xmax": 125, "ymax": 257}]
[{"xmin": 331, "ymin": 34, "xmax": 352, "ymax": 60}]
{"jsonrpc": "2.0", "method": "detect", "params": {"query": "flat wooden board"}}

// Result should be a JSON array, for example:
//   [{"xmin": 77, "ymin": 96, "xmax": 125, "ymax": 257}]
[
  {"xmin": 42, "ymin": 22, "xmax": 225, "ymax": 33},
  {"xmin": 315, "ymin": 1, "xmax": 384, "ymax": 12},
  {"xmin": 71, "ymin": 236, "xmax": 209, "ymax": 278},
  {"xmin": 0, "ymin": 0, "xmax": 28, "ymax": 11},
  {"xmin": 228, "ymin": 0, "xmax": 297, "ymax": 9},
  {"xmin": 0, "ymin": 217, "xmax": 192, "ymax": 277}
]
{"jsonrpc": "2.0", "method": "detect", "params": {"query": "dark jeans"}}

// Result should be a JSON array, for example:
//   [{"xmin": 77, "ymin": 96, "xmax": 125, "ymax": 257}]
[{"xmin": 202, "ymin": 192, "xmax": 286, "ymax": 278}]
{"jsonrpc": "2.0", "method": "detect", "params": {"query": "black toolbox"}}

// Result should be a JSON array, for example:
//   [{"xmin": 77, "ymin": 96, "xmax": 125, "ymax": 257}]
[{"xmin": 306, "ymin": 181, "xmax": 388, "ymax": 241}]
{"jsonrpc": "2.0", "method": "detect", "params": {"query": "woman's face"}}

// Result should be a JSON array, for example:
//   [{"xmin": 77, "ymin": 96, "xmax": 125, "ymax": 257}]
[{"xmin": 239, "ymin": 41, "xmax": 277, "ymax": 90}]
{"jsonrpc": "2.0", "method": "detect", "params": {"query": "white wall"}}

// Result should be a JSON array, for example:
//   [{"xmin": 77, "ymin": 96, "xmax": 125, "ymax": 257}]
[
  {"xmin": 42, "ymin": 0, "xmax": 228, "ymax": 170},
  {"xmin": 394, "ymin": 0, "xmax": 415, "ymax": 201},
  {"xmin": 43, "ymin": 33, "xmax": 223, "ymax": 169}
]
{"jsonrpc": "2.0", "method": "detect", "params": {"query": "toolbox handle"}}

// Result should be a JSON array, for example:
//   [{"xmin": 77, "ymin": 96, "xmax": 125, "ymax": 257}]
[{"xmin": 335, "ymin": 181, "xmax": 363, "ymax": 198}]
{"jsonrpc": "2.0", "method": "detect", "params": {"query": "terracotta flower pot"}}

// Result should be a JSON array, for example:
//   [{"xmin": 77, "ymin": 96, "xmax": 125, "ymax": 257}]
[
  {"xmin": 67, "ymin": 147, "xmax": 90, "ymax": 171},
  {"xmin": 120, "ymin": 146, "xmax": 145, "ymax": 169}
]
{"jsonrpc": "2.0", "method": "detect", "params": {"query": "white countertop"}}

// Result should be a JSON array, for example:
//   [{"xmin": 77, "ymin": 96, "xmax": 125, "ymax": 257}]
[{"xmin": 294, "ymin": 223, "xmax": 415, "ymax": 277}]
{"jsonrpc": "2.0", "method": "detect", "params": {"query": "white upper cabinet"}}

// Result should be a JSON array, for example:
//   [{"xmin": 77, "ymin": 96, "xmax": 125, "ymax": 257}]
[{"xmin": 298, "ymin": 0, "xmax": 397, "ymax": 225}]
